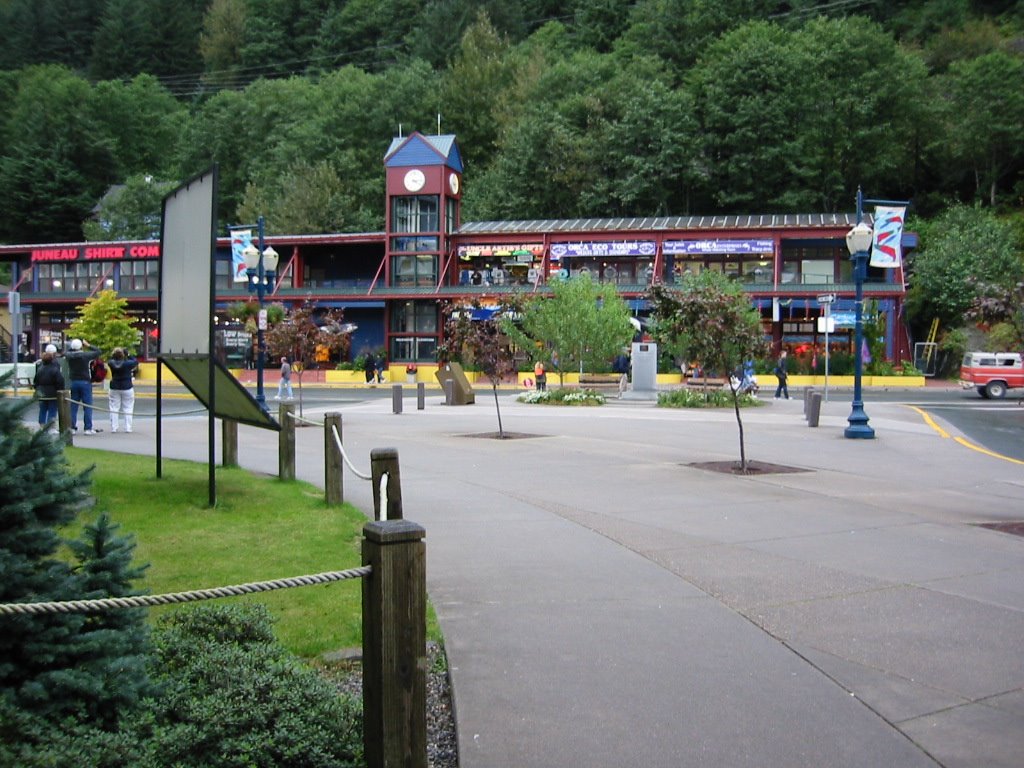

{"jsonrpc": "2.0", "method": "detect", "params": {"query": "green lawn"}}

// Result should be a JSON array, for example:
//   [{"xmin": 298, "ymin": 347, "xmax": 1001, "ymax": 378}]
[{"xmin": 65, "ymin": 448, "xmax": 372, "ymax": 658}]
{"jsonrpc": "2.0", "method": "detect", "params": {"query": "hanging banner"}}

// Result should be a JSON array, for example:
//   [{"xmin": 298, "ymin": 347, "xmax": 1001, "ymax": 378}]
[
  {"xmin": 869, "ymin": 206, "xmax": 906, "ymax": 268},
  {"xmin": 230, "ymin": 229, "xmax": 253, "ymax": 283}
]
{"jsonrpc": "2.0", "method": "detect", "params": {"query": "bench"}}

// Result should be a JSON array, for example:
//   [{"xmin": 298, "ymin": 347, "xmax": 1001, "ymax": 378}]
[
  {"xmin": 684, "ymin": 376, "xmax": 728, "ymax": 392},
  {"xmin": 0, "ymin": 362, "xmax": 35, "ymax": 388},
  {"xmin": 578, "ymin": 373, "xmax": 627, "ymax": 396}
]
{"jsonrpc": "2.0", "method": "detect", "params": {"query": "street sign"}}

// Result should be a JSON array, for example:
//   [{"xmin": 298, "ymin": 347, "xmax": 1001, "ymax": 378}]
[
  {"xmin": 817, "ymin": 316, "xmax": 836, "ymax": 333},
  {"xmin": 816, "ymin": 293, "xmax": 836, "ymax": 304}
]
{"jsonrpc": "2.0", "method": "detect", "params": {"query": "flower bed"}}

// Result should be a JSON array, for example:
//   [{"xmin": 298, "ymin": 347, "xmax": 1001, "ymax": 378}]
[{"xmin": 518, "ymin": 387, "xmax": 606, "ymax": 406}]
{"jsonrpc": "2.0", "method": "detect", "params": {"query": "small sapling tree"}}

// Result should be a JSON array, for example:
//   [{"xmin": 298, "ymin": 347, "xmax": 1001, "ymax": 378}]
[
  {"xmin": 442, "ymin": 301, "xmax": 519, "ymax": 438},
  {"xmin": 649, "ymin": 272, "xmax": 767, "ymax": 471}
]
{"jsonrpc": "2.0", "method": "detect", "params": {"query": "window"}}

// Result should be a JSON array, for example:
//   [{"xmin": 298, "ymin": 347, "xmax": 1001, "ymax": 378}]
[
  {"xmin": 446, "ymin": 198, "xmax": 457, "ymax": 234},
  {"xmin": 36, "ymin": 262, "xmax": 111, "ymax": 292},
  {"xmin": 391, "ymin": 254, "xmax": 437, "ymax": 287},
  {"xmin": 391, "ymin": 236, "xmax": 439, "ymax": 252},
  {"xmin": 391, "ymin": 301, "xmax": 438, "ymax": 333},
  {"xmin": 392, "ymin": 195, "xmax": 439, "ymax": 233},
  {"xmin": 120, "ymin": 260, "xmax": 159, "ymax": 292}
]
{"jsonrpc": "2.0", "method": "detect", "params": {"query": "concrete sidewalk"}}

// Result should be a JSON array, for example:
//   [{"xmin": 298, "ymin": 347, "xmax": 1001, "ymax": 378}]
[{"xmin": 69, "ymin": 392, "xmax": 1024, "ymax": 767}]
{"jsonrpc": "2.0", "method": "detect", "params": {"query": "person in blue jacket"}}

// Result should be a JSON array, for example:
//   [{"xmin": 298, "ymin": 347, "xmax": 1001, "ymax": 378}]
[{"xmin": 107, "ymin": 348, "xmax": 138, "ymax": 433}]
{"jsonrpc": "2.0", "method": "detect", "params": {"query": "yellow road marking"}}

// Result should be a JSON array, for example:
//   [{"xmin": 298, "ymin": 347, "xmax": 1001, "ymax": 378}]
[
  {"xmin": 909, "ymin": 405, "xmax": 1024, "ymax": 465},
  {"xmin": 908, "ymin": 406, "xmax": 949, "ymax": 438},
  {"xmin": 953, "ymin": 436, "xmax": 1024, "ymax": 466}
]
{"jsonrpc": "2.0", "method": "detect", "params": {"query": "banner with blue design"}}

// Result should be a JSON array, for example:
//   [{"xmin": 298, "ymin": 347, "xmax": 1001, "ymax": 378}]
[{"xmin": 869, "ymin": 207, "xmax": 906, "ymax": 268}]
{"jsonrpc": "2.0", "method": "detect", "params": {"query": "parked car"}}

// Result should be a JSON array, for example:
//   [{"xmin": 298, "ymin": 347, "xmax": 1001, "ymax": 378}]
[{"xmin": 959, "ymin": 352, "xmax": 1024, "ymax": 398}]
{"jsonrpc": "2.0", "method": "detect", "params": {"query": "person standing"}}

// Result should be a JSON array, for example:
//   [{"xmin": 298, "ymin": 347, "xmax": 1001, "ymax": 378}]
[
  {"xmin": 363, "ymin": 353, "xmax": 376, "ymax": 385},
  {"xmin": 107, "ymin": 348, "xmax": 138, "ymax": 433},
  {"xmin": 533, "ymin": 360, "xmax": 547, "ymax": 391},
  {"xmin": 276, "ymin": 356, "xmax": 293, "ymax": 400},
  {"xmin": 374, "ymin": 352, "xmax": 386, "ymax": 383},
  {"xmin": 773, "ymin": 350, "xmax": 790, "ymax": 400},
  {"xmin": 33, "ymin": 349, "xmax": 64, "ymax": 430},
  {"xmin": 66, "ymin": 338, "xmax": 102, "ymax": 434}
]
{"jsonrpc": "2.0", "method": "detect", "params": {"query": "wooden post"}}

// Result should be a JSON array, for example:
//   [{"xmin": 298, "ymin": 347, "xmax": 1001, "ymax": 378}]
[
  {"xmin": 222, "ymin": 419, "xmax": 238, "ymax": 467},
  {"xmin": 279, "ymin": 402, "xmax": 295, "ymax": 480},
  {"xmin": 371, "ymin": 448, "xmax": 403, "ymax": 521},
  {"xmin": 324, "ymin": 412, "xmax": 343, "ymax": 506},
  {"xmin": 57, "ymin": 389, "xmax": 72, "ymax": 445},
  {"xmin": 392, "ymin": 384, "xmax": 403, "ymax": 414},
  {"xmin": 417, "ymin": 382, "xmax": 425, "ymax": 410},
  {"xmin": 362, "ymin": 519, "xmax": 427, "ymax": 768}
]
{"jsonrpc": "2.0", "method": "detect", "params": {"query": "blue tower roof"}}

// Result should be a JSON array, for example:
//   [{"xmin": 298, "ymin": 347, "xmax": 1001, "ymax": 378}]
[{"xmin": 384, "ymin": 132, "xmax": 463, "ymax": 173}]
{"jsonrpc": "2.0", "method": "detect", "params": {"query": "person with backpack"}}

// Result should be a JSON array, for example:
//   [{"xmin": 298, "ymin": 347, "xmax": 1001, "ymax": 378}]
[
  {"xmin": 773, "ymin": 350, "xmax": 790, "ymax": 400},
  {"xmin": 65, "ymin": 338, "xmax": 103, "ymax": 434}
]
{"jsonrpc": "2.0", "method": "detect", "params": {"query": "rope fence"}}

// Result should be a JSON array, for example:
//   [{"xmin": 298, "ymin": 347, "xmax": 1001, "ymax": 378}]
[{"xmin": 0, "ymin": 566, "xmax": 372, "ymax": 616}]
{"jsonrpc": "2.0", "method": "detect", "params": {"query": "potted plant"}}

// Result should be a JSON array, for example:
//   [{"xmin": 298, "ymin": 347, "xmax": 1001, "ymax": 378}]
[{"xmin": 405, "ymin": 363, "xmax": 418, "ymax": 383}]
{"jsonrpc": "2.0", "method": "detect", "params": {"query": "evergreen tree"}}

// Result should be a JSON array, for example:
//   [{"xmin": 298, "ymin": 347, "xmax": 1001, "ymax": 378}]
[
  {"xmin": 0, "ymin": 379, "xmax": 92, "ymax": 719},
  {"xmin": 0, "ymin": 380, "xmax": 152, "ymax": 734}
]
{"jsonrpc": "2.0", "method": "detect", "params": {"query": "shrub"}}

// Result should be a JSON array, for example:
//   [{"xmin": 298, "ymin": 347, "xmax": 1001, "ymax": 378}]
[{"xmin": 136, "ymin": 603, "xmax": 363, "ymax": 768}]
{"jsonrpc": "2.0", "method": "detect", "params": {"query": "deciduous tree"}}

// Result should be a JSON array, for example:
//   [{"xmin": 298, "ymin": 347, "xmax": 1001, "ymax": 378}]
[{"xmin": 649, "ymin": 272, "xmax": 767, "ymax": 471}]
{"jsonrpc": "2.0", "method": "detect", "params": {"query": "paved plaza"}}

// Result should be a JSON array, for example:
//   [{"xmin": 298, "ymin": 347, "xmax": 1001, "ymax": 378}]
[{"xmin": 67, "ymin": 389, "xmax": 1024, "ymax": 767}]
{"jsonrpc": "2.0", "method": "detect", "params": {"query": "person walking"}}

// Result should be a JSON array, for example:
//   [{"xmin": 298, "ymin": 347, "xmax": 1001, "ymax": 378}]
[
  {"xmin": 276, "ymin": 356, "xmax": 293, "ymax": 400},
  {"xmin": 773, "ymin": 350, "xmax": 790, "ymax": 400},
  {"xmin": 374, "ymin": 352, "xmax": 386, "ymax": 383},
  {"xmin": 107, "ymin": 348, "xmax": 138, "ymax": 433},
  {"xmin": 66, "ymin": 338, "xmax": 102, "ymax": 434},
  {"xmin": 33, "ymin": 348, "xmax": 64, "ymax": 431}
]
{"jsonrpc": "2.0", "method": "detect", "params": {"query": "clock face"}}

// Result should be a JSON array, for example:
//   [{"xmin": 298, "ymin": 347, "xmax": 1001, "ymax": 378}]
[
  {"xmin": 403, "ymin": 169, "xmax": 425, "ymax": 192},
  {"xmin": 449, "ymin": 172, "xmax": 460, "ymax": 195}
]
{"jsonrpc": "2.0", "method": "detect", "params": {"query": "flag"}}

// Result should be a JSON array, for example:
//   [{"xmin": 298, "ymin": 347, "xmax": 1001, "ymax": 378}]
[
  {"xmin": 230, "ymin": 229, "xmax": 253, "ymax": 283},
  {"xmin": 869, "ymin": 206, "xmax": 906, "ymax": 268},
  {"xmin": 861, "ymin": 338, "xmax": 872, "ymax": 364}
]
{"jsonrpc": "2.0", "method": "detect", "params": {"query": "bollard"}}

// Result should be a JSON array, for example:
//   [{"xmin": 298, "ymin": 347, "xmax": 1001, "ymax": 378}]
[
  {"xmin": 803, "ymin": 387, "xmax": 815, "ymax": 419},
  {"xmin": 278, "ymin": 402, "xmax": 296, "ymax": 480},
  {"xmin": 370, "ymin": 447, "xmax": 403, "ymax": 521},
  {"xmin": 392, "ymin": 384, "xmax": 403, "ymax": 414},
  {"xmin": 222, "ymin": 419, "xmax": 238, "ymax": 467},
  {"xmin": 362, "ymin": 519, "xmax": 427, "ymax": 768},
  {"xmin": 324, "ymin": 412, "xmax": 343, "ymax": 506},
  {"xmin": 444, "ymin": 378, "xmax": 454, "ymax": 406},
  {"xmin": 808, "ymin": 391, "xmax": 823, "ymax": 427},
  {"xmin": 417, "ymin": 381, "xmax": 425, "ymax": 410},
  {"xmin": 57, "ymin": 390, "xmax": 72, "ymax": 445}
]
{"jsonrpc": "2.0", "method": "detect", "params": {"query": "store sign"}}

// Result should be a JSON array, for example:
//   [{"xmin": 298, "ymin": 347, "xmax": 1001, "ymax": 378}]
[
  {"xmin": 663, "ymin": 239, "xmax": 773, "ymax": 255},
  {"xmin": 30, "ymin": 244, "xmax": 160, "ymax": 262},
  {"xmin": 550, "ymin": 241, "xmax": 656, "ymax": 259},
  {"xmin": 458, "ymin": 244, "xmax": 543, "ymax": 259}
]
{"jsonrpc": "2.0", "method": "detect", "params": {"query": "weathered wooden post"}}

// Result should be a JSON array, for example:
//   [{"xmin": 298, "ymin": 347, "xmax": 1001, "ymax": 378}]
[
  {"xmin": 808, "ymin": 391, "xmax": 823, "ymax": 428},
  {"xmin": 324, "ymin": 412, "xmax": 343, "ymax": 505},
  {"xmin": 392, "ymin": 384, "xmax": 403, "ymax": 414},
  {"xmin": 222, "ymin": 419, "xmax": 238, "ymax": 466},
  {"xmin": 803, "ymin": 387, "xmax": 815, "ymax": 419},
  {"xmin": 416, "ymin": 382, "xmax": 425, "ymax": 410},
  {"xmin": 279, "ymin": 402, "xmax": 295, "ymax": 480},
  {"xmin": 57, "ymin": 389, "xmax": 72, "ymax": 444},
  {"xmin": 371, "ymin": 448, "xmax": 403, "ymax": 521},
  {"xmin": 362, "ymin": 519, "xmax": 427, "ymax": 768}
]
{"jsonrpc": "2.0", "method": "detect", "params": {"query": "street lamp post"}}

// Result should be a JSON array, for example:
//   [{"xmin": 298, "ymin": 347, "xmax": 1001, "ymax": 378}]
[
  {"xmin": 242, "ymin": 216, "xmax": 279, "ymax": 411},
  {"xmin": 844, "ymin": 188, "xmax": 875, "ymax": 439}
]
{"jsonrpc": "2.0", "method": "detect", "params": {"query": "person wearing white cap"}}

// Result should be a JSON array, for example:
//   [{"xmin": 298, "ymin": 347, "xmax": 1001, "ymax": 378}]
[{"xmin": 66, "ymin": 338, "xmax": 102, "ymax": 434}]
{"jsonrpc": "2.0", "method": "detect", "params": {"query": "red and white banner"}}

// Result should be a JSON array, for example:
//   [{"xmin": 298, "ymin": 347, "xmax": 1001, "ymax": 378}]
[{"xmin": 869, "ymin": 206, "xmax": 906, "ymax": 268}]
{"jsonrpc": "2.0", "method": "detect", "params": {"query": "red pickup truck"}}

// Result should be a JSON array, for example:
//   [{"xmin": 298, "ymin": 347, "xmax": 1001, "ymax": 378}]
[{"xmin": 960, "ymin": 352, "xmax": 1024, "ymax": 398}]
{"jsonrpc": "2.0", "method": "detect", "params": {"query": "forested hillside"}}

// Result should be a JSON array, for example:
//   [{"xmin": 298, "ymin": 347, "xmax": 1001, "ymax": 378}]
[{"xmin": 0, "ymin": 0, "xmax": 1021, "ymax": 246}]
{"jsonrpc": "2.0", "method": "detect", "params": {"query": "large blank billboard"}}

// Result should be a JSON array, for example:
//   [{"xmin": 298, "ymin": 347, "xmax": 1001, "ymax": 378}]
[{"xmin": 159, "ymin": 168, "xmax": 217, "ymax": 355}]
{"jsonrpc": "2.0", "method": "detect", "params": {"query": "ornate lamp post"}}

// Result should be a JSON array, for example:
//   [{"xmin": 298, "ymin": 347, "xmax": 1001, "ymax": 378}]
[
  {"xmin": 844, "ymin": 190, "xmax": 875, "ymax": 439},
  {"xmin": 242, "ymin": 216, "xmax": 279, "ymax": 411}
]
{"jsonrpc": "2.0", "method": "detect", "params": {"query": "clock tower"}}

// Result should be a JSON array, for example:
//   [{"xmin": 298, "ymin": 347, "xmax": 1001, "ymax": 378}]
[{"xmin": 382, "ymin": 132, "xmax": 463, "ymax": 362}]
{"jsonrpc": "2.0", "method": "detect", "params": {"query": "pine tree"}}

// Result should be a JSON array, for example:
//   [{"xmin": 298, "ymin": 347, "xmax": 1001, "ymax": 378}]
[{"xmin": 0, "ymin": 377, "xmax": 152, "ymax": 731}]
